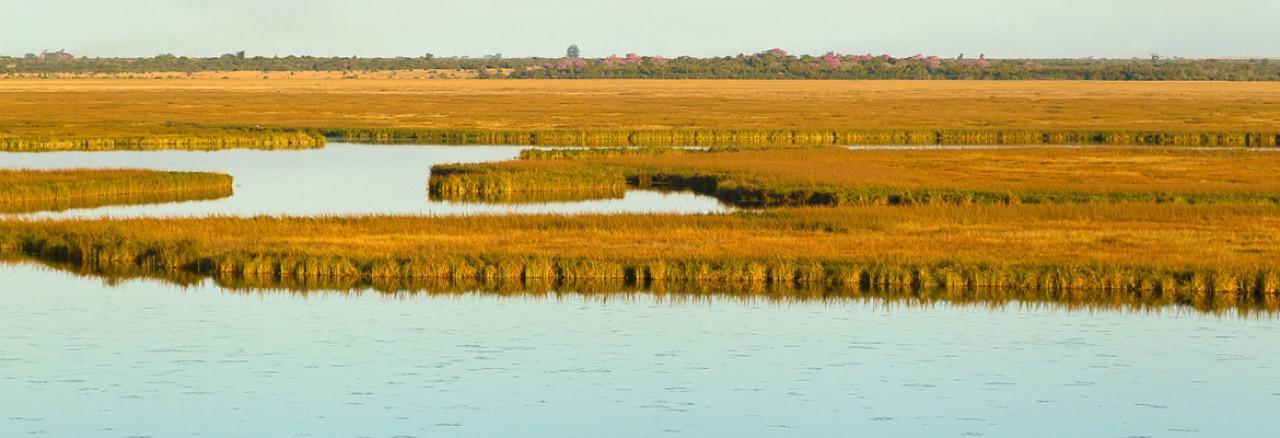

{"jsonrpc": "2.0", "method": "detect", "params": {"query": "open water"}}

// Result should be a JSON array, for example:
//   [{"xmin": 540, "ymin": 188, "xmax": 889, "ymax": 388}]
[
  {"xmin": 1, "ymin": 144, "xmax": 1277, "ymax": 436},
  {"xmin": 0, "ymin": 142, "xmax": 728, "ymax": 219}
]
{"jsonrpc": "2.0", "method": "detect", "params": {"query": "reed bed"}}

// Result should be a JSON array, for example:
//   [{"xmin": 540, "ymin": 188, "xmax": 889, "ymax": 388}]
[
  {"xmin": 328, "ymin": 127, "xmax": 1280, "ymax": 147},
  {"xmin": 430, "ymin": 162, "xmax": 629, "ymax": 201},
  {"xmin": 430, "ymin": 146, "xmax": 1280, "ymax": 207},
  {"xmin": 0, "ymin": 169, "xmax": 233, "ymax": 213},
  {"xmin": 518, "ymin": 147, "xmax": 698, "ymax": 160},
  {"xmin": 431, "ymin": 186, "xmax": 627, "ymax": 204},
  {"xmin": 2, "ymin": 204, "xmax": 1279, "ymax": 308},
  {"xmin": 0, "ymin": 133, "xmax": 324, "ymax": 152},
  {"xmin": 6, "ymin": 79, "xmax": 1280, "ymax": 150}
]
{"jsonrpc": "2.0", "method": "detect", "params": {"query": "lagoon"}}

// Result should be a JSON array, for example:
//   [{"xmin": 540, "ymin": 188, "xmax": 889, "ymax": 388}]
[
  {"xmin": 0, "ymin": 143, "xmax": 728, "ymax": 219},
  {"xmin": 1, "ymin": 262, "xmax": 1278, "ymax": 437},
  {"xmin": 3, "ymin": 142, "xmax": 1280, "ymax": 436}
]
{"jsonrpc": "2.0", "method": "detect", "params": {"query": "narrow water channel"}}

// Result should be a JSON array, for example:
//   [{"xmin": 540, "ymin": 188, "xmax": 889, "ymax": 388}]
[{"xmin": 0, "ymin": 143, "xmax": 729, "ymax": 219}]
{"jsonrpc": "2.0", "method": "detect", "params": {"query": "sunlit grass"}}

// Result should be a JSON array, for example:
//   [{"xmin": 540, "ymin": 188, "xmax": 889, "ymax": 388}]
[
  {"xmin": 4, "ymin": 79, "xmax": 1280, "ymax": 149},
  {"xmin": 431, "ymin": 146, "xmax": 1280, "ymax": 206},
  {"xmin": 0, "ymin": 169, "xmax": 233, "ymax": 213},
  {"xmin": 2, "ymin": 204, "xmax": 1279, "ymax": 308}
]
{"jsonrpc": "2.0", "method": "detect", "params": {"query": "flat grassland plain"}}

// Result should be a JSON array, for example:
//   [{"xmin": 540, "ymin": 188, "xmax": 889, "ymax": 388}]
[
  {"xmin": 3, "ymin": 78, "xmax": 1280, "ymax": 143},
  {"xmin": 3, "ymin": 78, "xmax": 1280, "ymax": 310}
]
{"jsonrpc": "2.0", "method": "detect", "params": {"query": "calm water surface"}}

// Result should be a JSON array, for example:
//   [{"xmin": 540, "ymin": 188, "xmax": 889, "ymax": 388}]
[
  {"xmin": 4, "ymin": 144, "xmax": 1279, "ymax": 436},
  {"xmin": 0, "ymin": 143, "xmax": 728, "ymax": 219},
  {"xmin": 2, "ymin": 262, "xmax": 1278, "ymax": 437}
]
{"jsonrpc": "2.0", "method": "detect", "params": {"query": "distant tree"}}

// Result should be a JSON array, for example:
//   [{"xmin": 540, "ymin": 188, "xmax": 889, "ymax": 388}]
[
  {"xmin": 566, "ymin": 44, "xmax": 580, "ymax": 58},
  {"xmin": 7, "ymin": 49, "xmax": 1280, "ymax": 81},
  {"xmin": 235, "ymin": 50, "xmax": 245, "ymax": 59}
]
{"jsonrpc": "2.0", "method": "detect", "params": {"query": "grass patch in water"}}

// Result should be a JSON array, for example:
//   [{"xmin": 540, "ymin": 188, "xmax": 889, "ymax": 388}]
[
  {"xmin": 0, "ymin": 169, "xmax": 233, "ymax": 213},
  {"xmin": 2, "ymin": 204, "xmax": 1279, "ymax": 309},
  {"xmin": 430, "ymin": 146, "xmax": 1280, "ymax": 207}
]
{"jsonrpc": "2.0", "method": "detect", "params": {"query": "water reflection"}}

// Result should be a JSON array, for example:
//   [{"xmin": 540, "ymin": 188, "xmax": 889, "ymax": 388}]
[
  {"xmin": 16, "ymin": 258, "xmax": 1277, "ymax": 317},
  {"xmin": 0, "ymin": 188, "xmax": 231, "ymax": 214},
  {"xmin": 2, "ymin": 260, "xmax": 1278, "ymax": 437},
  {"xmin": 0, "ymin": 143, "xmax": 730, "ymax": 219}
]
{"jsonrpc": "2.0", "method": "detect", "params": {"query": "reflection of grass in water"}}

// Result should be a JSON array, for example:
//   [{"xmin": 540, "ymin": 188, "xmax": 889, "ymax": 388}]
[
  {"xmin": 214, "ymin": 276, "xmax": 1280, "ymax": 317},
  {"xmin": 12, "ymin": 256, "xmax": 1273, "ymax": 317},
  {"xmin": 0, "ymin": 190, "xmax": 232, "ymax": 214},
  {"xmin": 0, "ymin": 169, "xmax": 234, "ymax": 214}
]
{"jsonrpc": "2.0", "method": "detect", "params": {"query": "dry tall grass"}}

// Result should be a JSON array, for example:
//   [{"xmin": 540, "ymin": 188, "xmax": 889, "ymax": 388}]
[
  {"xmin": 432, "ymin": 147, "xmax": 1280, "ymax": 206},
  {"xmin": 0, "ymin": 169, "xmax": 233, "ymax": 213},
  {"xmin": 2, "ymin": 204, "xmax": 1279, "ymax": 308},
  {"xmin": 3, "ymin": 79, "xmax": 1280, "ymax": 145}
]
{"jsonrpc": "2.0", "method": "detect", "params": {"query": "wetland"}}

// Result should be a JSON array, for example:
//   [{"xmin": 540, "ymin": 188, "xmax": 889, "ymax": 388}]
[{"xmin": 3, "ymin": 78, "xmax": 1280, "ymax": 436}]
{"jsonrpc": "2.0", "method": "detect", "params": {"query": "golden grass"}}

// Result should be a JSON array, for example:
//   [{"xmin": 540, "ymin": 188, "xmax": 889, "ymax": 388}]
[
  {"xmin": 3, "ymin": 79, "xmax": 1280, "ymax": 144},
  {"xmin": 0, "ymin": 169, "xmax": 233, "ymax": 213},
  {"xmin": 432, "ymin": 146, "xmax": 1280, "ymax": 206},
  {"xmin": 0, "ymin": 132, "xmax": 324, "ymax": 152},
  {"xmin": 3, "ymin": 204, "xmax": 1279, "ymax": 309},
  {"xmin": 5, "ymin": 79, "xmax": 1280, "ymax": 313}
]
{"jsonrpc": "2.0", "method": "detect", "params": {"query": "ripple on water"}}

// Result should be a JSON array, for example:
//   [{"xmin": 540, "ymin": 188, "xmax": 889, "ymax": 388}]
[{"xmin": 1, "ymin": 262, "xmax": 1278, "ymax": 436}]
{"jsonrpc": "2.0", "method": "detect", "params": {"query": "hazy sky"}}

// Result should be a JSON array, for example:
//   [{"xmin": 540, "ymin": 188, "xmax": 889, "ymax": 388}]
[{"xmin": 3, "ymin": 0, "xmax": 1277, "ymax": 59}]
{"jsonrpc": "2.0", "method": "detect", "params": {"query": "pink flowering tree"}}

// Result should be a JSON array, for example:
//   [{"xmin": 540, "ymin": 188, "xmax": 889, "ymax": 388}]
[
  {"xmin": 815, "ymin": 53, "xmax": 842, "ymax": 69},
  {"xmin": 926, "ymin": 56, "xmax": 942, "ymax": 70}
]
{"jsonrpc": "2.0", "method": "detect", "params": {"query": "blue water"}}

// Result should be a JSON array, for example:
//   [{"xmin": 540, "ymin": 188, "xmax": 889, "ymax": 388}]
[
  {"xmin": 2, "ymin": 262, "xmax": 1277, "ymax": 437},
  {"xmin": 3, "ymin": 143, "xmax": 1278, "ymax": 436}
]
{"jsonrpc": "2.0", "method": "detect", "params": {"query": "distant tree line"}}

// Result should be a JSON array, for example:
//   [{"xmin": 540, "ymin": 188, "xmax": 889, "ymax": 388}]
[{"xmin": 3, "ymin": 49, "xmax": 1278, "ymax": 81}]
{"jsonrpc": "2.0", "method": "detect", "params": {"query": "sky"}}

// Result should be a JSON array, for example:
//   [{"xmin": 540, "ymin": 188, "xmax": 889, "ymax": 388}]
[{"xmin": 2, "ymin": 0, "xmax": 1277, "ymax": 59}]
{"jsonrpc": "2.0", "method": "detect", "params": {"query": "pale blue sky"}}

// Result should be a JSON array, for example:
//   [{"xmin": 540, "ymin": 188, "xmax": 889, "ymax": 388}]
[{"xmin": 2, "ymin": 0, "xmax": 1277, "ymax": 59}]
